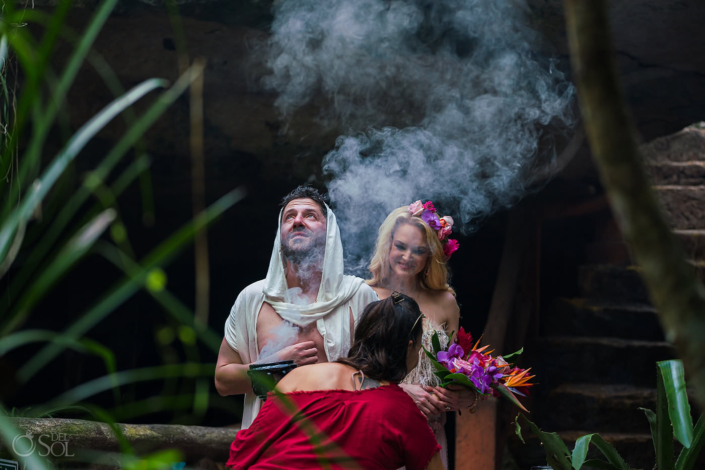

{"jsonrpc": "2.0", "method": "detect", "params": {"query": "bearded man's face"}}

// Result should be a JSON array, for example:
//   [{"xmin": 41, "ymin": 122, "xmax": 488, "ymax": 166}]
[{"xmin": 280, "ymin": 198, "xmax": 327, "ymax": 262}]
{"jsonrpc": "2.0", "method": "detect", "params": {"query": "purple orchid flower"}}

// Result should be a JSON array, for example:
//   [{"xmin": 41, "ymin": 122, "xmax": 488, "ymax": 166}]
[
  {"xmin": 437, "ymin": 343, "xmax": 464, "ymax": 369},
  {"xmin": 421, "ymin": 210, "xmax": 441, "ymax": 230},
  {"xmin": 486, "ymin": 365, "xmax": 504, "ymax": 382},
  {"xmin": 470, "ymin": 369, "xmax": 494, "ymax": 395}
]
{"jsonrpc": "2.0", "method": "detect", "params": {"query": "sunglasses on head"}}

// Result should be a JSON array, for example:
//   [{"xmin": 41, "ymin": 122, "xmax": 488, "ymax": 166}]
[{"xmin": 391, "ymin": 291, "xmax": 425, "ymax": 334}]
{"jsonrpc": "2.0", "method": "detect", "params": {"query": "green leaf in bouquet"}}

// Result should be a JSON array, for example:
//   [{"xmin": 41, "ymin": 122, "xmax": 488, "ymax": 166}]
[
  {"xmin": 492, "ymin": 382, "xmax": 528, "ymax": 412},
  {"xmin": 423, "ymin": 346, "xmax": 450, "ymax": 376},
  {"xmin": 443, "ymin": 373, "xmax": 476, "ymax": 389},
  {"xmin": 431, "ymin": 331, "xmax": 441, "ymax": 354},
  {"xmin": 423, "ymin": 346, "xmax": 439, "ymax": 364},
  {"xmin": 434, "ymin": 370, "xmax": 451, "ymax": 381},
  {"xmin": 502, "ymin": 347, "xmax": 524, "ymax": 360}
]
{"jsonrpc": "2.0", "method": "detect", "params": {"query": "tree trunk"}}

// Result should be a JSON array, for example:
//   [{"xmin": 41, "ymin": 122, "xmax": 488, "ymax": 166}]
[
  {"xmin": 563, "ymin": 0, "xmax": 705, "ymax": 411},
  {"xmin": 0, "ymin": 418, "xmax": 239, "ymax": 464}
]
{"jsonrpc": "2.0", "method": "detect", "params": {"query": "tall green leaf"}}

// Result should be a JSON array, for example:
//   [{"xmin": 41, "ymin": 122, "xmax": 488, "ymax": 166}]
[
  {"xmin": 94, "ymin": 242, "xmax": 222, "ymax": 354},
  {"xmin": 639, "ymin": 407, "xmax": 658, "ymax": 456},
  {"xmin": 0, "ymin": 78, "xmax": 165, "ymax": 269},
  {"xmin": 656, "ymin": 363, "xmax": 675, "ymax": 469},
  {"xmin": 1, "ymin": 62, "xmax": 207, "ymax": 334},
  {"xmin": 17, "ymin": 187, "xmax": 245, "ymax": 382},
  {"xmin": 658, "ymin": 360, "xmax": 694, "ymax": 448},
  {"xmin": 11, "ymin": 0, "xmax": 121, "ymax": 199},
  {"xmin": 3, "ymin": 154, "xmax": 148, "ymax": 314},
  {"xmin": 676, "ymin": 414, "xmax": 705, "ymax": 470},
  {"xmin": 43, "ymin": 364, "xmax": 216, "ymax": 409},
  {"xmin": 9, "ymin": 209, "xmax": 116, "ymax": 326},
  {"xmin": 0, "ymin": 330, "xmax": 116, "ymax": 376}
]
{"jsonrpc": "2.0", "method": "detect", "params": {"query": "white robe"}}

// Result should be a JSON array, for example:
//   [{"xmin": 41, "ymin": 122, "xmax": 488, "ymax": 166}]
[{"xmin": 224, "ymin": 205, "xmax": 378, "ymax": 429}]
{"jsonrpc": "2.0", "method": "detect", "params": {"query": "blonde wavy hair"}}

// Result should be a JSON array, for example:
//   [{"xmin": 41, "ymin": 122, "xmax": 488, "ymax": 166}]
[{"xmin": 367, "ymin": 206, "xmax": 454, "ymax": 294}]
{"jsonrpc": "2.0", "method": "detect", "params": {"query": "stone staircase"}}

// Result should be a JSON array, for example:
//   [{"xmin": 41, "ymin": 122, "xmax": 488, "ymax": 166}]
[{"xmin": 509, "ymin": 124, "xmax": 705, "ymax": 469}]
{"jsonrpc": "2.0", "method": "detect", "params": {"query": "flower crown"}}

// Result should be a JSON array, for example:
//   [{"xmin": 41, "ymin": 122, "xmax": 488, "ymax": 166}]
[{"xmin": 408, "ymin": 200, "xmax": 459, "ymax": 259}]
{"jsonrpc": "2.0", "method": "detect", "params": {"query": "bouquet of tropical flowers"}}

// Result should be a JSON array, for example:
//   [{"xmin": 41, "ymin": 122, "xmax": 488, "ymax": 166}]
[{"xmin": 424, "ymin": 327, "xmax": 535, "ymax": 411}]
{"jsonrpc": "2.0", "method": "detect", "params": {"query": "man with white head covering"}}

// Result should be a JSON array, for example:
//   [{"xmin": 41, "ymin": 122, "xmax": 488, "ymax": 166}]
[{"xmin": 215, "ymin": 186, "xmax": 378, "ymax": 429}]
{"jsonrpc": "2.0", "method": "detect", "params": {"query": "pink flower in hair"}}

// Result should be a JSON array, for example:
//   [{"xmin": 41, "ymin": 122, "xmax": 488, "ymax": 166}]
[
  {"xmin": 409, "ymin": 200, "xmax": 425, "ymax": 217},
  {"xmin": 444, "ymin": 239, "xmax": 460, "ymax": 259},
  {"xmin": 439, "ymin": 224, "xmax": 453, "ymax": 241},
  {"xmin": 423, "ymin": 201, "xmax": 437, "ymax": 212}
]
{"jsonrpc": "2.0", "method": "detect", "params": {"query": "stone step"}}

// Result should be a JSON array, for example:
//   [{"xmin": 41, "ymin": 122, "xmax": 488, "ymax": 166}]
[
  {"xmin": 534, "ymin": 337, "xmax": 676, "ymax": 388},
  {"xmin": 655, "ymin": 186, "xmax": 705, "ymax": 230},
  {"xmin": 647, "ymin": 161, "xmax": 705, "ymax": 186},
  {"xmin": 543, "ymin": 298, "xmax": 664, "ymax": 341},
  {"xmin": 578, "ymin": 265, "xmax": 650, "ymax": 303},
  {"xmin": 577, "ymin": 263, "xmax": 705, "ymax": 302},
  {"xmin": 675, "ymin": 229, "xmax": 705, "ymax": 260},
  {"xmin": 583, "ymin": 232, "xmax": 705, "ymax": 265},
  {"xmin": 640, "ymin": 123, "xmax": 705, "ymax": 164},
  {"xmin": 584, "ymin": 241, "xmax": 632, "ymax": 265},
  {"xmin": 535, "ymin": 384, "xmax": 686, "ymax": 433}
]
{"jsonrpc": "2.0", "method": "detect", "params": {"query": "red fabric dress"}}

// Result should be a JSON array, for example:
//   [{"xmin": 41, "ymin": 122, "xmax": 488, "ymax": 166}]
[{"xmin": 226, "ymin": 384, "xmax": 440, "ymax": 470}]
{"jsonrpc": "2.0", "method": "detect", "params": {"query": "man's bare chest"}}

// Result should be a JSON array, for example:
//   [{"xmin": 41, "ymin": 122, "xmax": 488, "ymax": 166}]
[{"xmin": 256, "ymin": 302, "xmax": 327, "ymax": 362}]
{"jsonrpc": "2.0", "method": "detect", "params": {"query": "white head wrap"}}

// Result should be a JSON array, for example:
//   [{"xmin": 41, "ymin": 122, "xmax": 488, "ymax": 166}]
[{"xmin": 262, "ymin": 204, "xmax": 366, "ymax": 327}]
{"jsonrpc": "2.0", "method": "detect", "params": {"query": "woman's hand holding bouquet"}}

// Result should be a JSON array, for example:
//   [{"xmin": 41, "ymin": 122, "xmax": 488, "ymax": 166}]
[{"xmin": 425, "ymin": 327, "xmax": 535, "ymax": 412}]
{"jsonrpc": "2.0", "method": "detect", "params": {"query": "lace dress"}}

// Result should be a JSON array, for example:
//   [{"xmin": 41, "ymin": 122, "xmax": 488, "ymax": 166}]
[{"xmin": 403, "ymin": 319, "xmax": 450, "ymax": 469}]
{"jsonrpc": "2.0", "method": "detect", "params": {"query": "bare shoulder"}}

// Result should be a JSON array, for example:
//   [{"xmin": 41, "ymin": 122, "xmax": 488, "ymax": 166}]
[
  {"xmin": 428, "ymin": 289, "xmax": 458, "ymax": 309},
  {"xmin": 427, "ymin": 289, "xmax": 459, "ymax": 320},
  {"xmin": 276, "ymin": 363, "xmax": 352, "ymax": 392}
]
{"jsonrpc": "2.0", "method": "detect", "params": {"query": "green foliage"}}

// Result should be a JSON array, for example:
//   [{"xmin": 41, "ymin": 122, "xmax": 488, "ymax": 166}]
[
  {"xmin": 431, "ymin": 330, "xmax": 442, "ymax": 354},
  {"xmin": 572, "ymin": 434, "xmax": 629, "ymax": 470},
  {"xmin": 422, "ymin": 333, "xmax": 528, "ymax": 410},
  {"xmin": 515, "ymin": 414, "xmax": 572, "ymax": 469},
  {"xmin": 515, "ymin": 360, "xmax": 704, "ymax": 470},
  {"xmin": 503, "ymin": 347, "xmax": 524, "ymax": 359},
  {"xmin": 658, "ymin": 361, "xmax": 694, "ymax": 448},
  {"xmin": 0, "ymin": 0, "xmax": 245, "ymax": 465},
  {"xmin": 641, "ymin": 360, "xmax": 704, "ymax": 470},
  {"xmin": 675, "ymin": 416, "xmax": 705, "ymax": 470}
]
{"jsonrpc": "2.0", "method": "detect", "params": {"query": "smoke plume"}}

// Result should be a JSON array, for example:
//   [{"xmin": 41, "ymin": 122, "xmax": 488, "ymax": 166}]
[{"xmin": 264, "ymin": 0, "xmax": 577, "ymax": 273}]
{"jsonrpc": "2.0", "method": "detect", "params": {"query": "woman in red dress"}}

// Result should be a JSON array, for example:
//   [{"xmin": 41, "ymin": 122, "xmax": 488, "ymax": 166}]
[{"xmin": 226, "ymin": 293, "xmax": 444, "ymax": 470}]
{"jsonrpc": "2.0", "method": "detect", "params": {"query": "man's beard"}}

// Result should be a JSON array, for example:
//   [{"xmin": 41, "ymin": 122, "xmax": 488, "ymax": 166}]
[{"xmin": 281, "ymin": 228, "xmax": 326, "ymax": 278}]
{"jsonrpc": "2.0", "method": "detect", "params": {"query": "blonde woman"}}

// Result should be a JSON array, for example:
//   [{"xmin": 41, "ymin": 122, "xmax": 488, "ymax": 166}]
[{"xmin": 368, "ymin": 201, "xmax": 476, "ymax": 469}]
